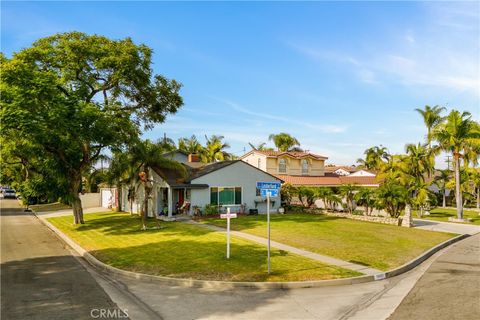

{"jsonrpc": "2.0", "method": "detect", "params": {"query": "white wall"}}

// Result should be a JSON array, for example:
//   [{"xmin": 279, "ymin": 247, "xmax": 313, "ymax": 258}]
[
  {"xmin": 80, "ymin": 193, "xmax": 101, "ymax": 208},
  {"xmin": 349, "ymin": 170, "xmax": 376, "ymax": 177},
  {"xmin": 190, "ymin": 161, "xmax": 281, "ymax": 214},
  {"xmin": 241, "ymin": 152, "xmax": 267, "ymax": 171}
]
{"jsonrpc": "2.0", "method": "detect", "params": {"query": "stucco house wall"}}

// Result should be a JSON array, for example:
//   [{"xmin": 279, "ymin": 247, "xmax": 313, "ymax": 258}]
[
  {"xmin": 190, "ymin": 161, "xmax": 282, "ymax": 214},
  {"xmin": 242, "ymin": 153, "xmax": 267, "ymax": 171},
  {"xmin": 266, "ymin": 157, "xmax": 325, "ymax": 176}
]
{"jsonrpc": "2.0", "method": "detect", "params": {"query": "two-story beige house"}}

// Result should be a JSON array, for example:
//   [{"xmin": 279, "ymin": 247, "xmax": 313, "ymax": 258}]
[
  {"xmin": 240, "ymin": 150, "xmax": 328, "ymax": 176},
  {"xmin": 240, "ymin": 150, "xmax": 379, "ymax": 187}
]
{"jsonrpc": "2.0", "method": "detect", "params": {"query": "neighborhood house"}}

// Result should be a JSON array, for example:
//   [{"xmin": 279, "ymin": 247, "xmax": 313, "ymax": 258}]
[
  {"xmin": 240, "ymin": 150, "xmax": 379, "ymax": 187},
  {"xmin": 120, "ymin": 151, "xmax": 282, "ymax": 219}
]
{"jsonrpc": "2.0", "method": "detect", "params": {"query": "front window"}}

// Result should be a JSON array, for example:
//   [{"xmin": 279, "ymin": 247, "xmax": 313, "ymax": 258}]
[
  {"xmin": 279, "ymin": 158, "xmax": 286, "ymax": 173},
  {"xmin": 210, "ymin": 187, "xmax": 242, "ymax": 205},
  {"xmin": 302, "ymin": 159, "xmax": 309, "ymax": 175}
]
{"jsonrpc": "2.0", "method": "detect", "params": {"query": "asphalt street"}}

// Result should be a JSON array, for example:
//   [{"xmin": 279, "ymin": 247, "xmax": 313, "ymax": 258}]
[
  {"xmin": 2, "ymin": 198, "xmax": 479, "ymax": 320},
  {"xmin": 389, "ymin": 233, "xmax": 480, "ymax": 320},
  {"xmin": 0, "ymin": 199, "xmax": 128, "ymax": 320}
]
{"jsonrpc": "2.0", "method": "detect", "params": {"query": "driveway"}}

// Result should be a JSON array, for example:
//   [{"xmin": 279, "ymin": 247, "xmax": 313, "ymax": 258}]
[{"xmin": 413, "ymin": 218, "xmax": 480, "ymax": 235}]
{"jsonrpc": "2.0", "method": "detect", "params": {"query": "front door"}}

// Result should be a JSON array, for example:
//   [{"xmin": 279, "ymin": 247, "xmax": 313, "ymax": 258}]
[{"xmin": 177, "ymin": 189, "xmax": 184, "ymax": 206}]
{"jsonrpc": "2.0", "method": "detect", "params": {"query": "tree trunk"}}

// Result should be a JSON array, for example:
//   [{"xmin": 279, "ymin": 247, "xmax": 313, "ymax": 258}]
[
  {"xmin": 476, "ymin": 187, "xmax": 479, "ymax": 210},
  {"xmin": 141, "ymin": 167, "xmax": 152, "ymax": 230},
  {"xmin": 115, "ymin": 183, "xmax": 121, "ymax": 212},
  {"xmin": 442, "ymin": 189, "xmax": 446, "ymax": 208},
  {"xmin": 70, "ymin": 176, "xmax": 84, "ymax": 224},
  {"xmin": 454, "ymin": 154, "xmax": 463, "ymax": 219}
]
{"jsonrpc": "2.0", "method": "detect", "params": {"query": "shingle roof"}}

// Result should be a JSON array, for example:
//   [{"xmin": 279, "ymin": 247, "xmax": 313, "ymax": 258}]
[
  {"xmin": 242, "ymin": 150, "xmax": 328, "ymax": 160},
  {"xmin": 187, "ymin": 161, "xmax": 238, "ymax": 182}
]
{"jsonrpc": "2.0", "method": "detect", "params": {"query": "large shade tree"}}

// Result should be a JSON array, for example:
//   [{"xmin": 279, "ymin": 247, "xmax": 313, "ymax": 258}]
[
  {"xmin": 1, "ymin": 32, "xmax": 183, "ymax": 224},
  {"xmin": 433, "ymin": 110, "xmax": 480, "ymax": 219}
]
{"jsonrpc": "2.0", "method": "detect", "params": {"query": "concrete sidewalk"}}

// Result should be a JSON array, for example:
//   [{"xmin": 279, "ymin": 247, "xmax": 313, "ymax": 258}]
[
  {"xmin": 413, "ymin": 218, "xmax": 480, "ymax": 235},
  {"xmin": 186, "ymin": 220, "xmax": 382, "ymax": 276},
  {"xmin": 35, "ymin": 206, "xmax": 108, "ymax": 218}
]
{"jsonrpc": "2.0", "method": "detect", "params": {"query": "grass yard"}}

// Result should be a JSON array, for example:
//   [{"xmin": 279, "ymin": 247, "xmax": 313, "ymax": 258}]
[
  {"xmin": 420, "ymin": 208, "xmax": 480, "ymax": 225},
  {"xmin": 30, "ymin": 202, "xmax": 71, "ymax": 212},
  {"xmin": 48, "ymin": 212, "xmax": 361, "ymax": 282},
  {"xmin": 200, "ymin": 213, "xmax": 456, "ymax": 271}
]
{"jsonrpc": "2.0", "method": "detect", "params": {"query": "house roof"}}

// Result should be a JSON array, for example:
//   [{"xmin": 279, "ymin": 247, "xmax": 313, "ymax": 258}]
[
  {"xmin": 274, "ymin": 174, "xmax": 379, "ymax": 187},
  {"xmin": 241, "ymin": 150, "xmax": 328, "ymax": 160},
  {"xmin": 187, "ymin": 161, "xmax": 238, "ymax": 182},
  {"xmin": 324, "ymin": 165, "xmax": 376, "ymax": 175},
  {"xmin": 188, "ymin": 160, "xmax": 283, "ymax": 183}
]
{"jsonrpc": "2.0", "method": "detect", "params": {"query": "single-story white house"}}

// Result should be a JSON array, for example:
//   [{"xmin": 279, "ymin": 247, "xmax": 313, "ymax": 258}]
[{"xmin": 119, "ymin": 151, "xmax": 282, "ymax": 219}]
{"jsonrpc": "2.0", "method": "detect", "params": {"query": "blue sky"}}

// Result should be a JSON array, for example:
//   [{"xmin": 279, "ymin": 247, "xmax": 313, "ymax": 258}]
[{"xmin": 2, "ymin": 1, "xmax": 479, "ymax": 165}]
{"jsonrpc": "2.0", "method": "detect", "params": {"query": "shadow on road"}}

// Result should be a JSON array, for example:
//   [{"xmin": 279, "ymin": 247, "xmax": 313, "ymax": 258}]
[{"xmin": 1, "ymin": 255, "xmax": 125, "ymax": 320}]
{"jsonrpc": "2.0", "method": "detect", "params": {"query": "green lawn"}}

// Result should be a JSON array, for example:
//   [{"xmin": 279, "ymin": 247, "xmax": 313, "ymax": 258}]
[
  {"xmin": 200, "ymin": 213, "xmax": 456, "ymax": 271},
  {"xmin": 420, "ymin": 207, "xmax": 480, "ymax": 225},
  {"xmin": 48, "ymin": 212, "xmax": 361, "ymax": 282}
]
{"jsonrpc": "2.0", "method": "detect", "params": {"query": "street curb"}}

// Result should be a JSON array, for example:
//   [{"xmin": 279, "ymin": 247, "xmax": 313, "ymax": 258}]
[{"xmin": 34, "ymin": 211, "xmax": 469, "ymax": 289}]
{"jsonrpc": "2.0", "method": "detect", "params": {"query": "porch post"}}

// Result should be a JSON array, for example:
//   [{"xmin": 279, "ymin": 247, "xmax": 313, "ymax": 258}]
[{"xmin": 167, "ymin": 187, "xmax": 173, "ymax": 219}]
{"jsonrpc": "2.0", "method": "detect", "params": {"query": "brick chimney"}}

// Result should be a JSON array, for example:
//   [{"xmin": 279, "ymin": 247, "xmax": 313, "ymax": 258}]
[{"xmin": 188, "ymin": 153, "xmax": 200, "ymax": 163}]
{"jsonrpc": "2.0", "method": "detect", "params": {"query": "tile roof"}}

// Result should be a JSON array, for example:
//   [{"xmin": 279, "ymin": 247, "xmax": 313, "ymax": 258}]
[
  {"xmin": 274, "ymin": 174, "xmax": 379, "ymax": 186},
  {"xmin": 243, "ymin": 150, "xmax": 328, "ymax": 160}
]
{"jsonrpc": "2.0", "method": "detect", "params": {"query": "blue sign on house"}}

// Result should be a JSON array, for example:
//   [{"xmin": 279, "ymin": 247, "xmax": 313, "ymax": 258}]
[
  {"xmin": 260, "ymin": 189, "xmax": 279, "ymax": 197},
  {"xmin": 257, "ymin": 181, "xmax": 281, "ymax": 198},
  {"xmin": 256, "ymin": 182, "xmax": 281, "ymax": 190}
]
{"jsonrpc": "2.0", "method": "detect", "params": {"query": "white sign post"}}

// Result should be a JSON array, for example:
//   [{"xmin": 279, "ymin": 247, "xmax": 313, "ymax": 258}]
[
  {"xmin": 220, "ymin": 208, "xmax": 237, "ymax": 259},
  {"xmin": 267, "ymin": 192, "xmax": 271, "ymax": 274},
  {"xmin": 257, "ymin": 182, "xmax": 281, "ymax": 275}
]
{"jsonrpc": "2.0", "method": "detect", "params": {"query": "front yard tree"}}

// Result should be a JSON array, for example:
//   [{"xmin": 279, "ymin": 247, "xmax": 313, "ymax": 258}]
[
  {"xmin": 1, "ymin": 32, "xmax": 183, "ymax": 224},
  {"xmin": 433, "ymin": 110, "xmax": 480, "ymax": 220}
]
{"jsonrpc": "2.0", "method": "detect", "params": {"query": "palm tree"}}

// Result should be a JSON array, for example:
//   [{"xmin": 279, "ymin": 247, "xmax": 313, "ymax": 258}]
[
  {"xmin": 468, "ymin": 168, "xmax": 480, "ymax": 209},
  {"xmin": 354, "ymin": 187, "xmax": 376, "ymax": 216},
  {"xmin": 376, "ymin": 181, "xmax": 408, "ymax": 218},
  {"xmin": 395, "ymin": 143, "xmax": 435, "ymax": 216},
  {"xmin": 178, "ymin": 135, "xmax": 203, "ymax": 154},
  {"xmin": 201, "ymin": 135, "xmax": 231, "ymax": 163},
  {"xmin": 433, "ymin": 110, "xmax": 480, "ymax": 219},
  {"xmin": 107, "ymin": 150, "xmax": 139, "ymax": 215},
  {"xmin": 316, "ymin": 187, "xmax": 333, "ymax": 210},
  {"xmin": 268, "ymin": 133, "xmax": 300, "ymax": 152},
  {"xmin": 434, "ymin": 169, "xmax": 452, "ymax": 208},
  {"xmin": 415, "ymin": 105, "xmax": 446, "ymax": 147},
  {"xmin": 339, "ymin": 184, "xmax": 358, "ymax": 214},
  {"xmin": 111, "ymin": 139, "xmax": 187, "ymax": 230},
  {"xmin": 357, "ymin": 145, "xmax": 390, "ymax": 170},
  {"xmin": 248, "ymin": 142, "xmax": 273, "ymax": 151}
]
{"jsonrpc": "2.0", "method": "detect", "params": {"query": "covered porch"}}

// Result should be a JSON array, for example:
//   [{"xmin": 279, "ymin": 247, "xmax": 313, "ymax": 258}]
[{"xmin": 155, "ymin": 183, "xmax": 208, "ymax": 219}]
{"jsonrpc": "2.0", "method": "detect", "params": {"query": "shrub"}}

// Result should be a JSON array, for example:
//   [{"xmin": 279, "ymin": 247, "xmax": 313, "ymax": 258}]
[{"xmin": 204, "ymin": 204, "xmax": 219, "ymax": 215}]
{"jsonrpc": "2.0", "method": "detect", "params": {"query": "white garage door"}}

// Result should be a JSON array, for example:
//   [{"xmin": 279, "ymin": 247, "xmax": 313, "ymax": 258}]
[{"xmin": 101, "ymin": 189, "xmax": 112, "ymax": 208}]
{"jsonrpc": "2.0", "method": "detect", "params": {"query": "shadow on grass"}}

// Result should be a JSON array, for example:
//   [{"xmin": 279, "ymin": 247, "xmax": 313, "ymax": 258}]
[{"xmin": 65, "ymin": 213, "xmax": 218, "ymax": 237}]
